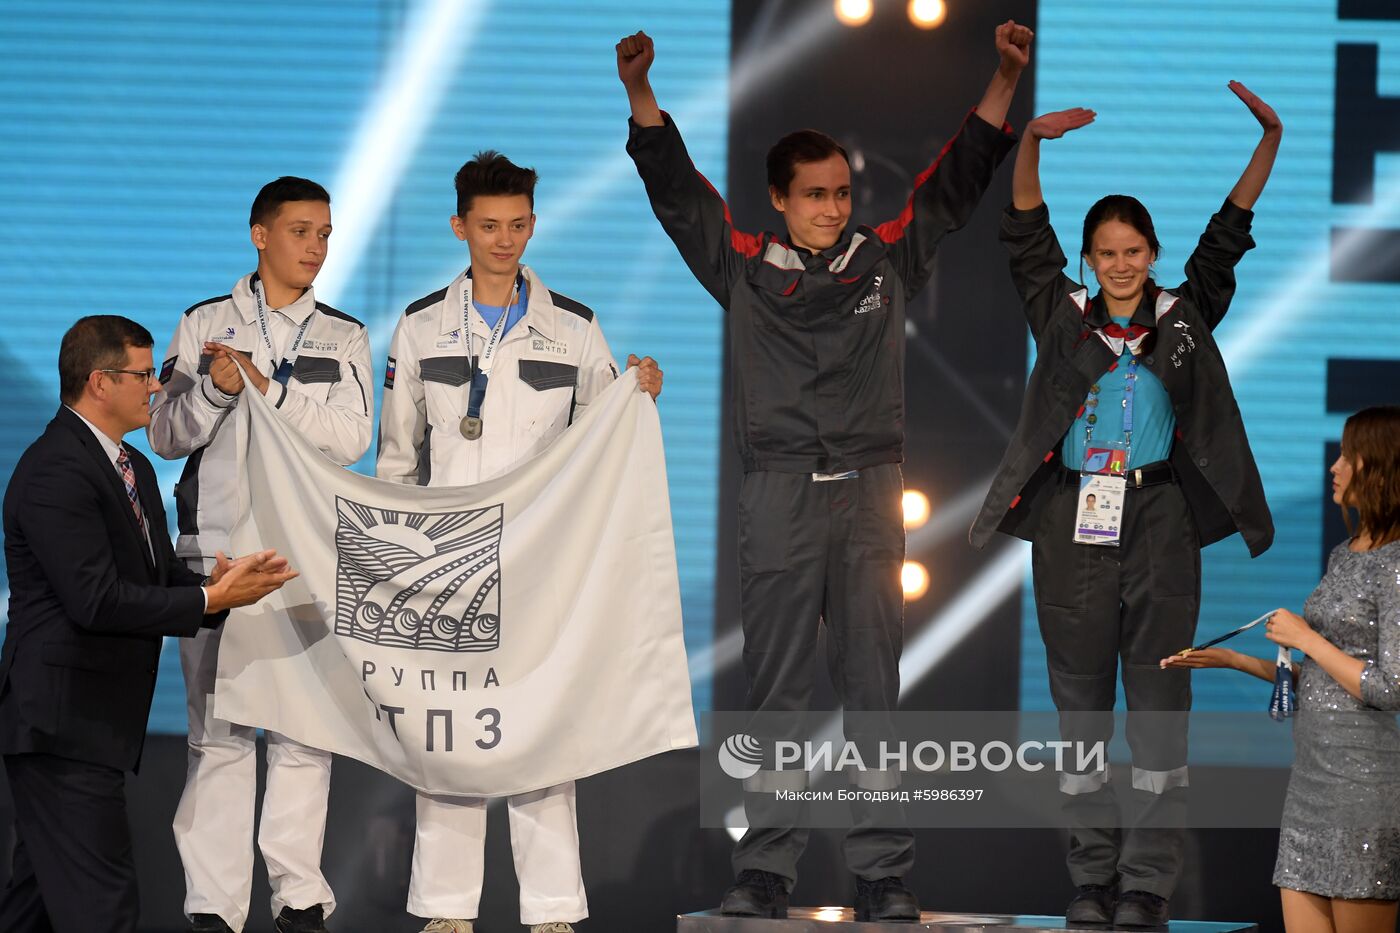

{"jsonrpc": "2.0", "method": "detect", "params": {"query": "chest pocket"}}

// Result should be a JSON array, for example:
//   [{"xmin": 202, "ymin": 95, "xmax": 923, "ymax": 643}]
[
  {"xmin": 292, "ymin": 355, "xmax": 341, "ymax": 385},
  {"xmin": 421, "ymin": 355, "xmax": 472, "ymax": 387},
  {"xmin": 518, "ymin": 359, "xmax": 578, "ymax": 391},
  {"xmin": 419, "ymin": 355, "xmax": 472, "ymax": 429}
]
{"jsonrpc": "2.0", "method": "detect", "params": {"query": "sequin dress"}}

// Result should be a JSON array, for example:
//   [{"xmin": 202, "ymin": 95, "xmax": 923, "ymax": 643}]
[{"xmin": 1274, "ymin": 540, "xmax": 1400, "ymax": 899}]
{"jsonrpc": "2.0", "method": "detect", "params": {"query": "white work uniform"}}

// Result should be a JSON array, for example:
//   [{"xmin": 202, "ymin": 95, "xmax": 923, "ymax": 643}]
[
  {"xmin": 378, "ymin": 264, "xmax": 617, "ymax": 924},
  {"xmin": 147, "ymin": 272, "xmax": 373, "ymax": 932}
]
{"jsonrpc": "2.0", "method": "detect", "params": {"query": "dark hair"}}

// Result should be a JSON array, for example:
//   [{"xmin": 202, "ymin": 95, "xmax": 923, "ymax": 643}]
[
  {"xmin": 1078, "ymin": 194, "xmax": 1162, "ymax": 285},
  {"xmin": 249, "ymin": 176, "xmax": 331, "ymax": 228},
  {"xmin": 455, "ymin": 150, "xmax": 538, "ymax": 217},
  {"xmin": 58, "ymin": 315, "xmax": 154, "ymax": 404},
  {"xmin": 766, "ymin": 129, "xmax": 849, "ymax": 195},
  {"xmin": 1339, "ymin": 406, "xmax": 1400, "ymax": 548}
]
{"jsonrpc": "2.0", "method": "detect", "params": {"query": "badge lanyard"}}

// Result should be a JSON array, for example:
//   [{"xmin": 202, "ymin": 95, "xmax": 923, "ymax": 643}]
[
  {"xmin": 1074, "ymin": 353, "xmax": 1141, "ymax": 547},
  {"xmin": 1080, "ymin": 355, "xmax": 1140, "ymax": 472},
  {"xmin": 458, "ymin": 273, "xmax": 523, "ymax": 441},
  {"xmin": 253, "ymin": 278, "xmax": 313, "ymax": 386}
]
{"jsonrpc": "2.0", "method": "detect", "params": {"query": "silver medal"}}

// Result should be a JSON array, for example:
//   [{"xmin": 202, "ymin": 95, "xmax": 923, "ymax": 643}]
[{"xmin": 460, "ymin": 415, "xmax": 482, "ymax": 440}]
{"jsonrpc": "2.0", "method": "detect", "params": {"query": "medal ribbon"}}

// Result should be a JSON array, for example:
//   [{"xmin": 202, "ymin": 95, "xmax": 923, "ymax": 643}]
[
  {"xmin": 253, "ymin": 277, "xmax": 313, "ymax": 386},
  {"xmin": 461, "ymin": 271, "xmax": 524, "ymax": 430}
]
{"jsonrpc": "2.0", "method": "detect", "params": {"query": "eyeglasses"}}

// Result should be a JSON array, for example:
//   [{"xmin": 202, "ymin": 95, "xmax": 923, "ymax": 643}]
[{"xmin": 98, "ymin": 368, "xmax": 159, "ymax": 383}]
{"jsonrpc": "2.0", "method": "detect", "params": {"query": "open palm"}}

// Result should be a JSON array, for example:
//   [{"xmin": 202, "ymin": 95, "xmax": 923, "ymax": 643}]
[{"xmin": 1027, "ymin": 108, "xmax": 1096, "ymax": 141}]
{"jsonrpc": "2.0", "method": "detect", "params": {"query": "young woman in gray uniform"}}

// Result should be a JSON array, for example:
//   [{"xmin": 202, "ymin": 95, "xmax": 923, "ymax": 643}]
[
  {"xmin": 969, "ymin": 83, "xmax": 1282, "ymax": 926},
  {"xmin": 1165, "ymin": 406, "xmax": 1400, "ymax": 933}
]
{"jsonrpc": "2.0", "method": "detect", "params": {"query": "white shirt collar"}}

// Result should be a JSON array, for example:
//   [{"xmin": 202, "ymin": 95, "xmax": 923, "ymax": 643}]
[{"xmin": 66, "ymin": 405, "xmax": 123, "ymax": 468}]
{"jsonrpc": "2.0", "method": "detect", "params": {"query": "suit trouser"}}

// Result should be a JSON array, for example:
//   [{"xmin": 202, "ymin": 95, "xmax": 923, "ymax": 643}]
[
  {"xmin": 408, "ymin": 783, "xmax": 587, "ymax": 924},
  {"xmin": 731, "ymin": 465, "xmax": 915, "ymax": 888},
  {"xmin": 173, "ymin": 606, "xmax": 335, "ymax": 932},
  {"xmin": 0, "ymin": 753, "xmax": 139, "ymax": 933},
  {"xmin": 1030, "ymin": 478, "xmax": 1199, "ymax": 899}
]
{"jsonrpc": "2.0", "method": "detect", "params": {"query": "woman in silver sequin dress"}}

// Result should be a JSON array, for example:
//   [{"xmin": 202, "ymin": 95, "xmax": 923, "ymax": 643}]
[{"xmin": 1164, "ymin": 406, "xmax": 1400, "ymax": 932}]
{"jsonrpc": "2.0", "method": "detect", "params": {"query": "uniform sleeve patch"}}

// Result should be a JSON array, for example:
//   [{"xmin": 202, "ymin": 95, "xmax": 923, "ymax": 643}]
[
  {"xmin": 384, "ymin": 356, "xmax": 397, "ymax": 389},
  {"xmin": 159, "ymin": 356, "xmax": 178, "ymax": 385}
]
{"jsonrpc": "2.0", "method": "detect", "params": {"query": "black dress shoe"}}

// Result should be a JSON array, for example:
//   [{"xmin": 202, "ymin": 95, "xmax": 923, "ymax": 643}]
[
  {"xmin": 1113, "ymin": 890, "xmax": 1170, "ymax": 927},
  {"xmin": 275, "ymin": 904, "xmax": 330, "ymax": 933},
  {"xmin": 189, "ymin": 915, "xmax": 234, "ymax": 933},
  {"xmin": 1065, "ymin": 884, "xmax": 1116, "ymax": 924},
  {"xmin": 720, "ymin": 869, "xmax": 789, "ymax": 918},
  {"xmin": 854, "ymin": 876, "xmax": 920, "ymax": 922}
]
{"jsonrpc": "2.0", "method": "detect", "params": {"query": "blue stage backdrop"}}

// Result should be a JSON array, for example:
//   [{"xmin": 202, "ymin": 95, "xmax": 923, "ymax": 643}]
[
  {"xmin": 1022, "ymin": 1, "xmax": 1400, "ymax": 730},
  {"xmin": 0, "ymin": 0, "xmax": 731, "ymax": 729}
]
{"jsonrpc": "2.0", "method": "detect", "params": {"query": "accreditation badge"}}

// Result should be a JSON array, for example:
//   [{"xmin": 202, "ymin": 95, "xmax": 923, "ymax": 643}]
[{"xmin": 1073, "ymin": 443, "xmax": 1127, "ymax": 546}]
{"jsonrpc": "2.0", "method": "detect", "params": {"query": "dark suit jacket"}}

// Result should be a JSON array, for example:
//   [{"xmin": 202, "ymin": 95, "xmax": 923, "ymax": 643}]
[{"xmin": 0, "ymin": 406, "xmax": 222, "ymax": 771}]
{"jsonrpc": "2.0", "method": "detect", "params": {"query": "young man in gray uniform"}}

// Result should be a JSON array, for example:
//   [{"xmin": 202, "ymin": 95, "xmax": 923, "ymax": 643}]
[
  {"xmin": 148, "ymin": 177, "xmax": 373, "ymax": 933},
  {"xmin": 618, "ymin": 22, "xmax": 1030, "ymax": 921},
  {"xmin": 377, "ymin": 152, "xmax": 661, "ymax": 933}
]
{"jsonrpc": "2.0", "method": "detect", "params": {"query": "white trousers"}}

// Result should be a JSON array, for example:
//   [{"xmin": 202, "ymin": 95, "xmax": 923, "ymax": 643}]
[
  {"xmin": 173, "ymin": 610, "xmax": 335, "ymax": 932},
  {"xmin": 408, "ymin": 783, "xmax": 587, "ymax": 924}
]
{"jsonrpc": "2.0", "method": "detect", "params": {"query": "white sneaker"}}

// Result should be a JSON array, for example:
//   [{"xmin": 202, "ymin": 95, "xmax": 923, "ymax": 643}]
[
  {"xmin": 421, "ymin": 921, "xmax": 473, "ymax": 933},
  {"xmin": 530, "ymin": 924, "xmax": 575, "ymax": 933}
]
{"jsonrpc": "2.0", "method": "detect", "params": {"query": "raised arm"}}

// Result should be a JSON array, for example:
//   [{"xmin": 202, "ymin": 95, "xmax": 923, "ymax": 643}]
[
  {"xmin": 617, "ymin": 31, "xmax": 661, "ymax": 128},
  {"xmin": 619, "ymin": 30, "xmax": 756, "ymax": 309},
  {"xmin": 1012, "ymin": 109, "xmax": 1095, "ymax": 211},
  {"xmin": 1177, "ymin": 83, "xmax": 1279, "ymax": 329},
  {"xmin": 1225, "ymin": 80, "xmax": 1282, "ymax": 211},
  {"xmin": 975, "ymin": 20, "xmax": 1033, "ymax": 131},
  {"xmin": 872, "ymin": 23, "xmax": 1026, "ymax": 297},
  {"xmin": 999, "ymin": 110, "xmax": 1094, "ymax": 340}
]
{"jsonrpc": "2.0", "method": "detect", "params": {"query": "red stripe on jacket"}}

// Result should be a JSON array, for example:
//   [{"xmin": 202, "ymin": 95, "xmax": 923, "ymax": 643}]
[
  {"xmin": 697, "ymin": 171, "xmax": 763, "ymax": 258},
  {"xmin": 873, "ymin": 110, "xmax": 1012, "ymax": 245}
]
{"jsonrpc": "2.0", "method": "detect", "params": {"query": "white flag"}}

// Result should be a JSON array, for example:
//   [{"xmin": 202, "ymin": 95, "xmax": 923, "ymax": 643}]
[{"xmin": 213, "ymin": 370, "xmax": 697, "ymax": 796}]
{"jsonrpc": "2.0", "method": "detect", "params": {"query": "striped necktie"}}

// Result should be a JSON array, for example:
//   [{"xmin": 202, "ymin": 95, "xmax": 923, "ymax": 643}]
[{"xmin": 115, "ymin": 448, "xmax": 146, "ymax": 534}]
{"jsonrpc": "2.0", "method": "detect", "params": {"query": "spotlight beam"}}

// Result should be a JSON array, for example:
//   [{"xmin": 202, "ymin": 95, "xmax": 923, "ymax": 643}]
[
  {"xmin": 1219, "ymin": 171, "xmax": 1400, "ymax": 379},
  {"xmin": 315, "ymin": 0, "xmax": 489, "ymax": 306}
]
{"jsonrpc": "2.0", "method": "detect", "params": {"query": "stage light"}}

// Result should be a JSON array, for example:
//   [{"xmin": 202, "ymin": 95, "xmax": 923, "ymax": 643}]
[
  {"xmin": 903, "ymin": 489, "xmax": 930, "ymax": 529},
  {"xmin": 908, "ymin": 0, "xmax": 947, "ymax": 29},
  {"xmin": 834, "ymin": 0, "xmax": 873, "ymax": 27},
  {"xmin": 902, "ymin": 560, "xmax": 930, "ymax": 600}
]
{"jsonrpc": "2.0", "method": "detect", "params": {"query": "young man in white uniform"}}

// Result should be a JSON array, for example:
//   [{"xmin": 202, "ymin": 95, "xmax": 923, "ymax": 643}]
[
  {"xmin": 147, "ymin": 177, "xmax": 374, "ymax": 933},
  {"xmin": 377, "ymin": 152, "xmax": 662, "ymax": 933}
]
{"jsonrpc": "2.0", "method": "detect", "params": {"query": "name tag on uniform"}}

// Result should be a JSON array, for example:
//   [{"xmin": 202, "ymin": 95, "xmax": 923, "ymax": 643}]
[{"xmin": 1074, "ymin": 473, "xmax": 1125, "ymax": 546}]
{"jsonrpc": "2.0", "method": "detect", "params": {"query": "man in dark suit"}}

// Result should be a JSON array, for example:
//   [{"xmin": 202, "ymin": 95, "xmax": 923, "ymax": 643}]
[{"xmin": 0, "ymin": 315, "xmax": 298, "ymax": 933}]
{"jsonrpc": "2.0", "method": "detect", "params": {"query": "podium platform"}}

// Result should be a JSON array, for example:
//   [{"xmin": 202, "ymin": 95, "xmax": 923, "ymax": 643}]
[{"xmin": 677, "ymin": 908, "xmax": 1258, "ymax": 932}]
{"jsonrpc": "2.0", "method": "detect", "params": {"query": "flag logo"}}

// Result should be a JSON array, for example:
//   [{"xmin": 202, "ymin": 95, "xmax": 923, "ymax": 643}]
[{"xmin": 334, "ymin": 497, "xmax": 503, "ymax": 652}]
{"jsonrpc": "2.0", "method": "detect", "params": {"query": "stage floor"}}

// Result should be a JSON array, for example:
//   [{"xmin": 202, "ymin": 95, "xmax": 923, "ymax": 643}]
[{"xmin": 678, "ymin": 908, "xmax": 1257, "ymax": 932}]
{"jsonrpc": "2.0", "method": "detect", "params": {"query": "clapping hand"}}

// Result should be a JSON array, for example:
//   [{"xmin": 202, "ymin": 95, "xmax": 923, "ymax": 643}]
[
  {"xmin": 205, "ymin": 549, "xmax": 299, "ymax": 614},
  {"xmin": 204, "ymin": 342, "xmax": 271, "ymax": 396}
]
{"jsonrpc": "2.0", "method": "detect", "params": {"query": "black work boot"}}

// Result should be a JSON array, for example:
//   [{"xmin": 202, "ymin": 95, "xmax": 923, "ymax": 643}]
[
  {"xmin": 1065, "ymin": 884, "xmax": 1117, "ymax": 925},
  {"xmin": 1113, "ymin": 890, "xmax": 1170, "ymax": 927},
  {"xmin": 854, "ymin": 876, "xmax": 920, "ymax": 922},
  {"xmin": 720, "ymin": 869, "xmax": 789, "ymax": 918},
  {"xmin": 189, "ymin": 916, "xmax": 234, "ymax": 933},
  {"xmin": 274, "ymin": 904, "xmax": 330, "ymax": 933}
]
